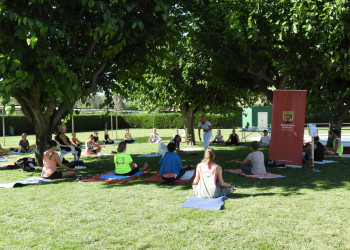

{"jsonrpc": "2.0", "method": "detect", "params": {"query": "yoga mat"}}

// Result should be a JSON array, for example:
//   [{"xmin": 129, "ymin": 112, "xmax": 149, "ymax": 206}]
[
  {"xmin": 227, "ymin": 169, "xmax": 285, "ymax": 179},
  {"xmin": 137, "ymin": 154, "xmax": 160, "ymax": 158},
  {"xmin": 182, "ymin": 148, "xmax": 203, "ymax": 152},
  {"xmin": 0, "ymin": 177, "xmax": 54, "ymax": 188},
  {"xmin": 144, "ymin": 169, "xmax": 195, "ymax": 183},
  {"xmin": 181, "ymin": 195, "xmax": 228, "ymax": 210},
  {"xmin": 81, "ymin": 152, "xmax": 115, "ymax": 157},
  {"xmin": 0, "ymin": 164, "xmax": 13, "ymax": 170},
  {"xmin": 83, "ymin": 169, "xmax": 152, "ymax": 183},
  {"xmin": 0, "ymin": 159, "xmax": 7, "ymax": 162},
  {"xmin": 314, "ymin": 160, "xmax": 337, "ymax": 164}
]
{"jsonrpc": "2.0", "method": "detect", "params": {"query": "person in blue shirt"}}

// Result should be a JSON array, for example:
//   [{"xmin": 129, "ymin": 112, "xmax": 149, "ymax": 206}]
[{"xmin": 159, "ymin": 142, "xmax": 190, "ymax": 184}]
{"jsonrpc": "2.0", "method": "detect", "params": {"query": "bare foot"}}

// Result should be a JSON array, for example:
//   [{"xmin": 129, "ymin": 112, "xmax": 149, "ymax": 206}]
[{"xmin": 141, "ymin": 162, "xmax": 149, "ymax": 171}]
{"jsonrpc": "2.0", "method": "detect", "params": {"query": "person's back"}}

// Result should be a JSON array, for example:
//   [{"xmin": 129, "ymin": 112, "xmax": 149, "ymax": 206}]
[
  {"xmin": 42, "ymin": 151, "xmax": 57, "ymax": 178},
  {"xmin": 247, "ymin": 151, "xmax": 266, "ymax": 175},
  {"xmin": 114, "ymin": 152, "xmax": 133, "ymax": 174},
  {"xmin": 159, "ymin": 151, "xmax": 182, "ymax": 176},
  {"xmin": 314, "ymin": 141, "xmax": 324, "ymax": 161}
]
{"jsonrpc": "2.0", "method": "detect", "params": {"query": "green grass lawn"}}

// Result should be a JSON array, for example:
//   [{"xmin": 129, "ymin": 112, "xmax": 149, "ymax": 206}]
[{"xmin": 1, "ymin": 128, "xmax": 350, "ymax": 249}]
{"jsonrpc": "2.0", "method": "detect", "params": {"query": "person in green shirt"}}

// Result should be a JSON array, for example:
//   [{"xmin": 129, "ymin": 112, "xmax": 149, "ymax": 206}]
[
  {"xmin": 325, "ymin": 129, "xmax": 344, "ymax": 156},
  {"xmin": 114, "ymin": 142, "xmax": 149, "ymax": 175}
]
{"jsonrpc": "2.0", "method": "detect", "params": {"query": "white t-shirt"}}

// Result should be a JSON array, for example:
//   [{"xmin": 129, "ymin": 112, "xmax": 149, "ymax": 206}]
[
  {"xmin": 198, "ymin": 121, "xmax": 211, "ymax": 131},
  {"xmin": 260, "ymin": 135, "xmax": 270, "ymax": 145},
  {"xmin": 150, "ymin": 133, "xmax": 160, "ymax": 142},
  {"xmin": 215, "ymin": 134, "xmax": 223, "ymax": 141},
  {"xmin": 246, "ymin": 151, "xmax": 266, "ymax": 175}
]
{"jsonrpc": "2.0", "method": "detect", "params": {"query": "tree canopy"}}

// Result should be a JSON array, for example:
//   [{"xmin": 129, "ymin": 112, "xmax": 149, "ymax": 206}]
[{"xmin": 0, "ymin": 0, "xmax": 175, "ymax": 163}]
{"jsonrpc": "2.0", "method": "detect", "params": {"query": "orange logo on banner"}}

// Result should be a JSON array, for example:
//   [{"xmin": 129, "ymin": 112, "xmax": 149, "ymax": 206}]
[{"xmin": 282, "ymin": 111, "xmax": 294, "ymax": 124}]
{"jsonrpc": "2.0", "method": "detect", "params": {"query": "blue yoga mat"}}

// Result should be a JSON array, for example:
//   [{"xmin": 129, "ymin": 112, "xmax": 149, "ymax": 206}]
[
  {"xmin": 181, "ymin": 195, "xmax": 228, "ymax": 210},
  {"xmin": 100, "ymin": 171, "xmax": 146, "ymax": 180}
]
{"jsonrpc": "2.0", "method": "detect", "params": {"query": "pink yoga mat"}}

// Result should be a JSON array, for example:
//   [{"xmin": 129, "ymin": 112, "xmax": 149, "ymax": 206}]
[{"xmin": 227, "ymin": 169, "xmax": 285, "ymax": 179}]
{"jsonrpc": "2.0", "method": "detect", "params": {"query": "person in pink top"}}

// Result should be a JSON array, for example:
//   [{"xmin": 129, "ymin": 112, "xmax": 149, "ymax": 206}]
[
  {"xmin": 42, "ymin": 140, "xmax": 77, "ymax": 179},
  {"xmin": 192, "ymin": 148, "xmax": 235, "ymax": 198}
]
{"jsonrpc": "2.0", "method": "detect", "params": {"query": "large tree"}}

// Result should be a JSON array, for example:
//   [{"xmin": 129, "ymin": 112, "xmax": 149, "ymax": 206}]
[
  {"xmin": 183, "ymin": 0, "xmax": 350, "ymax": 141},
  {"xmin": 0, "ymin": 0, "xmax": 174, "ymax": 164},
  {"xmin": 114, "ymin": 7, "xmax": 257, "ymax": 144}
]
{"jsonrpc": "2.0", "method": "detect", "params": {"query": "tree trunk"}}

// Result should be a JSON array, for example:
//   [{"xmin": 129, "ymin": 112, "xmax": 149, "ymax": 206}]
[
  {"xmin": 34, "ymin": 123, "xmax": 53, "ymax": 167},
  {"xmin": 180, "ymin": 103, "xmax": 196, "ymax": 145},
  {"xmin": 326, "ymin": 101, "xmax": 348, "ymax": 147}
]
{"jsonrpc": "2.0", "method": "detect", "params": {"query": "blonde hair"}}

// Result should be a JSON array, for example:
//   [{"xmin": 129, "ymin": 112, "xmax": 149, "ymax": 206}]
[
  {"xmin": 22, "ymin": 133, "xmax": 27, "ymax": 138},
  {"xmin": 58, "ymin": 124, "xmax": 66, "ymax": 131},
  {"xmin": 201, "ymin": 148, "xmax": 215, "ymax": 166}
]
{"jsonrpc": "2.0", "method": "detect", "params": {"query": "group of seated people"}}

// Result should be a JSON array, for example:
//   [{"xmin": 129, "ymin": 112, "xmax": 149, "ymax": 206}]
[
  {"xmin": 211, "ymin": 128, "xmax": 271, "ymax": 147},
  {"xmin": 303, "ymin": 129, "xmax": 344, "ymax": 163}
]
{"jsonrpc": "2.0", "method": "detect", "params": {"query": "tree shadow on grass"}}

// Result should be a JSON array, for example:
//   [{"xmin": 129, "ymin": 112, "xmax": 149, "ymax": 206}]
[{"xmin": 33, "ymin": 145, "xmax": 350, "ymax": 195}]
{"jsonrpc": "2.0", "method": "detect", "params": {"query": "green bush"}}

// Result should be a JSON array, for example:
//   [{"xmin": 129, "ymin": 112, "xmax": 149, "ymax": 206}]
[{"xmin": 3, "ymin": 110, "xmax": 346, "ymax": 135}]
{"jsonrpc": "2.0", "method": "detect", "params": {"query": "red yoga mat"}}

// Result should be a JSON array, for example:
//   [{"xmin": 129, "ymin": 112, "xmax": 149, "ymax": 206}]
[{"xmin": 144, "ymin": 170, "xmax": 196, "ymax": 183}]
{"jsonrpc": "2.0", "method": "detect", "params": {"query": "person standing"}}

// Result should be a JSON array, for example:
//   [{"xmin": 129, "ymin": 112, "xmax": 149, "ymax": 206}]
[{"xmin": 198, "ymin": 115, "xmax": 213, "ymax": 151}]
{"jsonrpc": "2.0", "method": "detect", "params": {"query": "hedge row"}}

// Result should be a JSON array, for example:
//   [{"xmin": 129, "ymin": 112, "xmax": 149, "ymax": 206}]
[
  {"xmin": 0, "ymin": 113, "xmax": 241, "ymax": 135},
  {"xmin": 1, "ymin": 111, "xmax": 348, "ymax": 135}
]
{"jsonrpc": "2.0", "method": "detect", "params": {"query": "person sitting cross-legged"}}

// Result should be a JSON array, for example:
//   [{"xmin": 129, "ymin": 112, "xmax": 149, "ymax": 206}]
[
  {"xmin": 211, "ymin": 129, "xmax": 224, "ymax": 144},
  {"xmin": 259, "ymin": 130, "xmax": 270, "ymax": 147},
  {"xmin": 159, "ymin": 142, "xmax": 190, "ymax": 184},
  {"xmin": 103, "ymin": 129, "xmax": 115, "ymax": 144},
  {"xmin": 19, "ymin": 133, "xmax": 36, "ymax": 153},
  {"xmin": 86, "ymin": 134, "xmax": 102, "ymax": 155},
  {"xmin": 231, "ymin": 141, "xmax": 266, "ymax": 175},
  {"xmin": 124, "ymin": 128, "xmax": 135, "ymax": 143},
  {"xmin": 192, "ymin": 148, "xmax": 235, "ymax": 198},
  {"xmin": 42, "ymin": 140, "xmax": 77, "ymax": 179},
  {"xmin": 225, "ymin": 129, "xmax": 240, "ymax": 146},
  {"xmin": 114, "ymin": 142, "xmax": 149, "ymax": 176},
  {"xmin": 71, "ymin": 132, "xmax": 83, "ymax": 148},
  {"xmin": 324, "ymin": 129, "xmax": 344, "ymax": 156},
  {"xmin": 0, "ymin": 143, "xmax": 9, "ymax": 156}
]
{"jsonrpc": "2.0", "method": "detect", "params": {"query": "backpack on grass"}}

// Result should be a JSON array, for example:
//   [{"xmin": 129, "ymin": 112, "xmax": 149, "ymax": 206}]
[{"xmin": 14, "ymin": 157, "xmax": 36, "ymax": 172}]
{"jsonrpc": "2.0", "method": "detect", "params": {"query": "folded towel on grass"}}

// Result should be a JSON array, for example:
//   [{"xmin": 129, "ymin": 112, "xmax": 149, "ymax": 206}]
[
  {"xmin": 314, "ymin": 160, "xmax": 337, "ymax": 164},
  {"xmin": 83, "ymin": 169, "xmax": 152, "ymax": 183},
  {"xmin": 0, "ymin": 164, "xmax": 15, "ymax": 170},
  {"xmin": 181, "ymin": 148, "xmax": 203, "ymax": 152},
  {"xmin": 227, "ymin": 169, "xmax": 285, "ymax": 179},
  {"xmin": 0, "ymin": 177, "xmax": 54, "ymax": 188},
  {"xmin": 81, "ymin": 152, "xmax": 115, "ymax": 157},
  {"xmin": 137, "ymin": 154, "xmax": 160, "ymax": 158},
  {"xmin": 181, "ymin": 195, "xmax": 228, "ymax": 210},
  {"xmin": 145, "ymin": 170, "xmax": 195, "ymax": 183}
]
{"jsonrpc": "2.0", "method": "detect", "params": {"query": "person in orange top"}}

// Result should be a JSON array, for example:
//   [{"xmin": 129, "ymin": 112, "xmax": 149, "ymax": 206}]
[
  {"xmin": 42, "ymin": 140, "xmax": 77, "ymax": 179},
  {"xmin": 71, "ymin": 132, "xmax": 83, "ymax": 148}
]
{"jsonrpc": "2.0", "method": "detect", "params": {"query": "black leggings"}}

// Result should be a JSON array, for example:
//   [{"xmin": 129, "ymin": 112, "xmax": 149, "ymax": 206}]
[
  {"xmin": 124, "ymin": 139, "xmax": 135, "ymax": 143},
  {"xmin": 116, "ymin": 168, "xmax": 139, "ymax": 176},
  {"xmin": 61, "ymin": 146, "xmax": 81, "ymax": 157}
]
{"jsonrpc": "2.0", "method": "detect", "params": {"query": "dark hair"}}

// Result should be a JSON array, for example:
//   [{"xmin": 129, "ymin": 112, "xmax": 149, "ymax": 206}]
[
  {"xmin": 47, "ymin": 140, "xmax": 57, "ymax": 149},
  {"xmin": 251, "ymin": 141, "xmax": 260, "ymax": 150},
  {"xmin": 174, "ymin": 135, "xmax": 181, "ymax": 142},
  {"xmin": 332, "ymin": 129, "xmax": 340, "ymax": 137},
  {"xmin": 263, "ymin": 130, "xmax": 268, "ymax": 133},
  {"xmin": 314, "ymin": 136, "xmax": 320, "ymax": 142},
  {"xmin": 167, "ymin": 142, "xmax": 176, "ymax": 152},
  {"xmin": 117, "ymin": 142, "xmax": 127, "ymax": 153}
]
